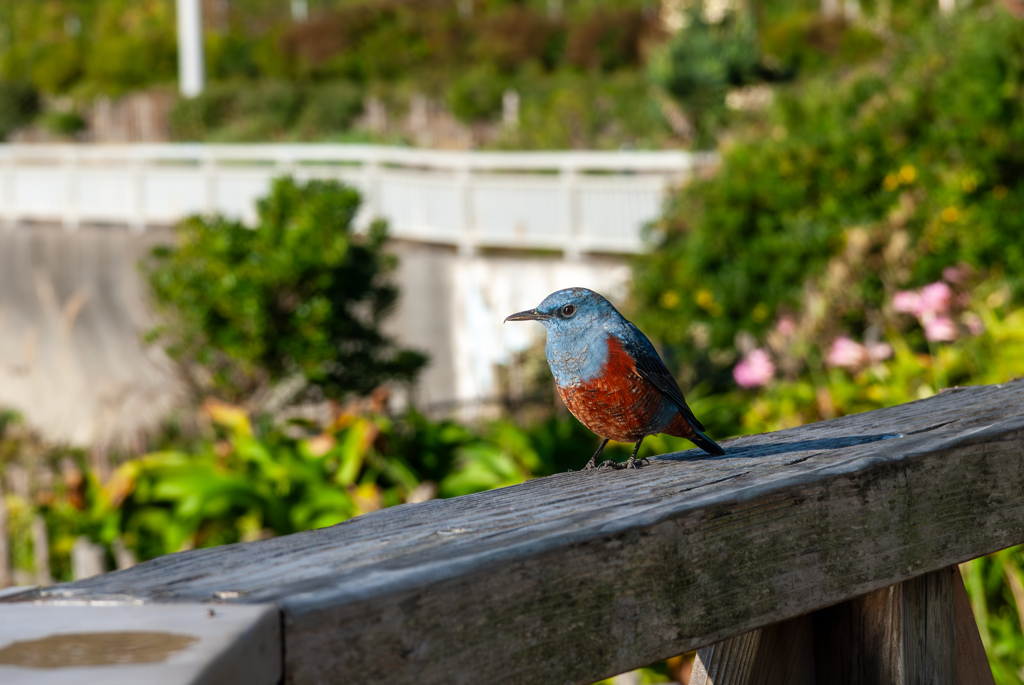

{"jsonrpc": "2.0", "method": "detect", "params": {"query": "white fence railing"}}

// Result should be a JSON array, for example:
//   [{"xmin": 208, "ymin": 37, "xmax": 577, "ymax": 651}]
[{"xmin": 0, "ymin": 144, "xmax": 714, "ymax": 256}]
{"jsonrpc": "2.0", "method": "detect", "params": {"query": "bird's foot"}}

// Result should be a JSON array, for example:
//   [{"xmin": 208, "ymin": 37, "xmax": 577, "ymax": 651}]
[
  {"xmin": 597, "ymin": 459, "xmax": 621, "ymax": 470},
  {"xmin": 621, "ymin": 456, "xmax": 650, "ymax": 470},
  {"xmin": 583, "ymin": 457, "xmax": 597, "ymax": 470}
]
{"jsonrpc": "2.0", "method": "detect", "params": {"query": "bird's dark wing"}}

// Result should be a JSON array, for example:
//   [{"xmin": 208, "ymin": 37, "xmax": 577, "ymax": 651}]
[{"xmin": 619, "ymin": 322, "xmax": 706, "ymax": 433}]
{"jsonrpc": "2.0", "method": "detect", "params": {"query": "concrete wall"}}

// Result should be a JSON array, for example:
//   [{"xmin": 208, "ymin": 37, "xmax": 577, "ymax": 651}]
[{"xmin": 0, "ymin": 225, "xmax": 183, "ymax": 451}]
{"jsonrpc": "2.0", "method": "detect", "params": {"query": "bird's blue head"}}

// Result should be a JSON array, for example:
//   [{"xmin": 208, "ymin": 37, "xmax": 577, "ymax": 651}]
[{"xmin": 504, "ymin": 287, "xmax": 621, "ymax": 341}]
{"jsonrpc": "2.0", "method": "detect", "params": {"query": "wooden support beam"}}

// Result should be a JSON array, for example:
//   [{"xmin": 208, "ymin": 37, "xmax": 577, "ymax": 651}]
[
  {"xmin": 693, "ymin": 566, "xmax": 994, "ymax": 685},
  {"xmin": 2, "ymin": 381, "xmax": 1022, "ymax": 685},
  {"xmin": 691, "ymin": 615, "xmax": 815, "ymax": 685}
]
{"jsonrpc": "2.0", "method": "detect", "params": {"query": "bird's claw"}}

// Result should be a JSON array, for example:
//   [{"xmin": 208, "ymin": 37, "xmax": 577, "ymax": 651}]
[
  {"xmin": 597, "ymin": 460, "xmax": 620, "ymax": 470},
  {"xmin": 583, "ymin": 458, "xmax": 597, "ymax": 470}
]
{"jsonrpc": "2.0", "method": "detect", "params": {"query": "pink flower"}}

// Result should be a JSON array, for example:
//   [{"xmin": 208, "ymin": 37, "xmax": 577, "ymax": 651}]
[
  {"xmin": 964, "ymin": 313, "xmax": 984, "ymax": 336},
  {"xmin": 892, "ymin": 290, "xmax": 921, "ymax": 314},
  {"xmin": 775, "ymin": 316, "xmax": 796, "ymax": 337},
  {"xmin": 924, "ymin": 316, "xmax": 958, "ymax": 342},
  {"xmin": 918, "ymin": 282, "xmax": 952, "ymax": 316},
  {"xmin": 942, "ymin": 264, "xmax": 969, "ymax": 284},
  {"xmin": 827, "ymin": 337, "xmax": 869, "ymax": 369},
  {"xmin": 867, "ymin": 342, "xmax": 893, "ymax": 361},
  {"xmin": 733, "ymin": 349, "xmax": 775, "ymax": 388}
]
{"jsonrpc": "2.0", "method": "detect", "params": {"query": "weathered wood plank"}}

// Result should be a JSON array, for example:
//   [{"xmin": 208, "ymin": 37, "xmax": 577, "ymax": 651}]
[{"xmin": 4, "ymin": 381, "xmax": 1024, "ymax": 685}]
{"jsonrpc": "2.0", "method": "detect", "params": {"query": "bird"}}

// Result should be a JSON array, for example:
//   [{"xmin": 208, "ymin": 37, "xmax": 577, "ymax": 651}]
[{"xmin": 505, "ymin": 287, "xmax": 724, "ymax": 470}]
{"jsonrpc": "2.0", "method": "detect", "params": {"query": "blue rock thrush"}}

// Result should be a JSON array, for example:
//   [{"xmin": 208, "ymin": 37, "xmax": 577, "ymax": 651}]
[{"xmin": 505, "ymin": 287, "xmax": 724, "ymax": 469}]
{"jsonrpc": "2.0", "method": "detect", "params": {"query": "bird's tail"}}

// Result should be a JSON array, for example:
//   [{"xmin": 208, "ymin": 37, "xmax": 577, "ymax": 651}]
[{"xmin": 689, "ymin": 427, "xmax": 725, "ymax": 456}]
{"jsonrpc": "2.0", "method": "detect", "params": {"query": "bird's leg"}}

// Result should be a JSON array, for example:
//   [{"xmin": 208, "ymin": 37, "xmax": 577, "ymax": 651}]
[
  {"xmin": 583, "ymin": 438, "xmax": 610, "ymax": 470},
  {"xmin": 622, "ymin": 437, "xmax": 645, "ymax": 469}
]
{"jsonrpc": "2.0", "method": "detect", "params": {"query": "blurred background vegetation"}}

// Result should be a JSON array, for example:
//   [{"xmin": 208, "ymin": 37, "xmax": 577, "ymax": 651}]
[
  {"xmin": 0, "ymin": 0, "xmax": 971, "ymax": 148},
  {"xmin": 1, "ymin": 0, "xmax": 1024, "ymax": 682}
]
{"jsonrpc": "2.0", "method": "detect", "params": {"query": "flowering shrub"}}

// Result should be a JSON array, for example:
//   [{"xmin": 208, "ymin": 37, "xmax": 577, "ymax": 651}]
[
  {"xmin": 733, "ymin": 349, "xmax": 775, "ymax": 388},
  {"xmin": 634, "ymin": 14, "xmax": 1024, "ymax": 383}
]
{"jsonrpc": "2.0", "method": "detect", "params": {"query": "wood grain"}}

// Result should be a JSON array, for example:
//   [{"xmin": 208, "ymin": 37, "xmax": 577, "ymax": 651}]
[
  {"xmin": 696, "ymin": 565, "xmax": 984, "ymax": 684},
  {"xmin": 4, "ymin": 381, "xmax": 1024, "ymax": 685},
  {"xmin": 692, "ymin": 615, "xmax": 815, "ymax": 685},
  {"xmin": 901, "ymin": 568, "xmax": 956, "ymax": 684},
  {"xmin": 814, "ymin": 585, "xmax": 901, "ymax": 684}
]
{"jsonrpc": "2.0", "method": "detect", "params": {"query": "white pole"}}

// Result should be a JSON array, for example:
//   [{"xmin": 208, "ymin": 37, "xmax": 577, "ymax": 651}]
[{"xmin": 176, "ymin": 0, "xmax": 205, "ymax": 97}]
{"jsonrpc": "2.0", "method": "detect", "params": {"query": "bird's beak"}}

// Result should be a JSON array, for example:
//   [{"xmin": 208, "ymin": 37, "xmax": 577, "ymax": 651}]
[{"xmin": 504, "ymin": 308, "xmax": 550, "ymax": 323}]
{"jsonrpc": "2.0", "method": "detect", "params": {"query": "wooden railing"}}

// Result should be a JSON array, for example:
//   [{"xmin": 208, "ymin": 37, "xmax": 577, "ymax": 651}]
[
  {"xmin": 0, "ymin": 144, "xmax": 713, "ymax": 258},
  {"xmin": 2, "ymin": 380, "xmax": 1022, "ymax": 684}
]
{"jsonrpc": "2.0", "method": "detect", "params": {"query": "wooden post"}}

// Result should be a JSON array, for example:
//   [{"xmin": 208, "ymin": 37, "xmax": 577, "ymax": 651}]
[{"xmin": 693, "ymin": 566, "xmax": 993, "ymax": 685}]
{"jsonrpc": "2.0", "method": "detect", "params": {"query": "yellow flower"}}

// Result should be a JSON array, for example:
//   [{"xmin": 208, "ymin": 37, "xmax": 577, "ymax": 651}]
[
  {"xmin": 941, "ymin": 206, "xmax": 960, "ymax": 223},
  {"xmin": 695, "ymin": 289, "xmax": 715, "ymax": 310},
  {"xmin": 899, "ymin": 164, "xmax": 917, "ymax": 184},
  {"xmin": 660, "ymin": 291, "xmax": 680, "ymax": 309},
  {"xmin": 883, "ymin": 173, "xmax": 900, "ymax": 191},
  {"xmin": 993, "ymin": 185, "xmax": 1008, "ymax": 200},
  {"xmin": 961, "ymin": 177, "xmax": 977, "ymax": 193},
  {"xmin": 752, "ymin": 303, "xmax": 769, "ymax": 322}
]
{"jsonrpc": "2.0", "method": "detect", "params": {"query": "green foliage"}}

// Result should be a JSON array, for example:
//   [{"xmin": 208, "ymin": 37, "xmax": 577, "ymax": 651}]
[
  {"xmin": 168, "ymin": 81, "xmax": 364, "ymax": 142},
  {"xmin": 963, "ymin": 550, "xmax": 1024, "ymax": 685},
  {"xmin": 497, "ymin": 68, "xmax": 670, "ymax": 150},
  {"xmin": 146, "ymin": 176, "xmax": 426, "ymax": 400},
  {"xmin": 0, "ymin": 0, "xmax": 176, "ymax": 96},
  {"xmin": 40, "ymin": 109, "xmax": 85, "ymax": 137},
  {"xmin": 649, "ymin": 9, "xmax": 761, "ymax": 144},
  {"xmin": 447, "ymin": 64, "xmax": 507, "ymax": 124},
  {"xmin": 167, "ymin": 84, "xmax": 238, "ymax": 142},
  {"xmin": 295, "ymin": 82, "xmax": 365, "ymax": 138},
  {"xmin": 635, "ymin": 14, "xmax": 1024, "ymax": 378},
  {"xmin": 761, "ymin": 13, "xmax": 884, "ymax": 75},
  {"xmin": 0, "ymin": 80, "xmax": 38, "ymax": 139}
]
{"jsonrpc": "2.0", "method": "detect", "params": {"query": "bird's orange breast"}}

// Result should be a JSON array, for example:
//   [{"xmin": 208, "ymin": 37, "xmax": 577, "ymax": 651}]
[{"xmin": 557, "ymin": 336, "xmax": 682, "ymax": 443}]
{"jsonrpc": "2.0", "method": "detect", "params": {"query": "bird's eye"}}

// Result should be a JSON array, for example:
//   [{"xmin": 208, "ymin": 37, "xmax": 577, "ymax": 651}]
[{"xmin": 561, "ymin": 304, "xmax": 576, "ymax": 317}]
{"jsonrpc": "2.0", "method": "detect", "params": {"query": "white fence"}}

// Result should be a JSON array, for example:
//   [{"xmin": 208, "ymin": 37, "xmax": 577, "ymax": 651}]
[{"xmin": 0, "ymin": 144, "xmax": 713, "ymax": 256}]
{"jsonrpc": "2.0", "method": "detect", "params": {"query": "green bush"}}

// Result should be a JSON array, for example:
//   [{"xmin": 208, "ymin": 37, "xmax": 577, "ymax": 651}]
[
  {"xmin": 167, "ymin": 84, "xmax": 239, "ymax": 141},
  {"xmin": 0, "ymin": 81, "xmax": 38, "ymax": 140},
  {"xmin": 447, "ymin": 64, "xmax": 508, "ymax": 124},
  {"xmin": 649, "ymin": 9, "xmax": 761, "ymax": 144},
  {"xmin": 146, "ymin": 176, "xmax": 427, "ymax": 401},
  {"xmin": 295, "ymin": 82, "xmax": 365, "ymax": 137},
  {"xmin": 564, "ymin": 8, "xmax": 648, "ymax": 72},
  {"xmin": 40, "ymin": 110, "xmax": 86, "ymax": 137},
  {"xmin": 496, "ymin": 68, "xmax": 671, "ymax": 150}
]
